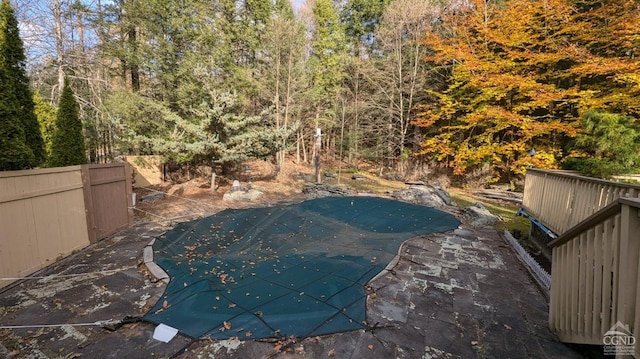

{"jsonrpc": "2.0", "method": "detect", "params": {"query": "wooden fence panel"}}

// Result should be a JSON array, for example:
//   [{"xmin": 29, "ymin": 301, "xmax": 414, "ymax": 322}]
[
  {"xmin": 0, "ymin": 163, "xmax": 133, "ymax": 288},
  {"xmin": 123, "ymin": 155, "xmax": 163, "ymax": 187},
  {"xmin": 0, "ymin": 167, "xmax": 90, "ymax": 288},
  {"xmin": 82, "ymin": 164, "xmax": 133, "ymax": 242}
]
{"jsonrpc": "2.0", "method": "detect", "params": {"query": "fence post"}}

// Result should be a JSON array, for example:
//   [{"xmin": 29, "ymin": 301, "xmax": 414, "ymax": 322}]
[
  {"xmin": 314, "ymin": 128, "xmax": 322, "ymax": 184},
  {"xmin": 125, "ymin": 162, "xmax": 134, "ymax": 226},
  {"xmin": 616, "ymin": 200, "xmax": 640, "ymax": 332},
  {"xmin": 80, "ymin": 164, "xmax": 97, "ymax": 244}
]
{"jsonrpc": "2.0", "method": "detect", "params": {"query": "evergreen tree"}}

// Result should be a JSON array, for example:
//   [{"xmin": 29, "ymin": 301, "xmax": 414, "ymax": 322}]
[
  {"xmin": 310, "ymin": 0, "xmax": 346, "ymax": 102},
  {"xmin": 49, "ymin": 80, "xmax": 86, "ymax": 167},
  {"xmin": 0, "ymin": 0, "xmax": 44, "ymax": 164},
  {"xmin": 107, "ymin": 89, "xmax": 288, "ymax": 167},
  {"xmin": 0, "ymin": 70, "xmax": 33, "ymax": 170},
  {"xmin": 33, "ymin": 90, "xmax": 57, "ymax": 159},
  {"xmin": 341, "ymin": 0, "xmax": 390, "ymax": 55},
  {"xmin": 0, "ymin": 0, "xmax": 41, "ymax": 170},
  {"xmin": 563, "ymin": 110, "xmax": 640, "ymax": 178}
]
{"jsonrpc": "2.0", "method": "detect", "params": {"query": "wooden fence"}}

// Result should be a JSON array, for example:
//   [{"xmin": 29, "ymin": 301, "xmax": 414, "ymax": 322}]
[
  {"xmin": 548, "ymin": 197, "xmax": 640, "ymax": 356},
  {"xmin": 82, "ymin": 164, "xmax": 133, "ymax": 242},
  {"xmin": 123, "ymin": 155, "xmax": 163, "ymax": 187},
  {"xmin": 0, "ymin": 163, "xmax": 132, "ymax": 288},
  {"xmin": 522, "ymin": 168, "xmax": 640, "ymax": 236}
]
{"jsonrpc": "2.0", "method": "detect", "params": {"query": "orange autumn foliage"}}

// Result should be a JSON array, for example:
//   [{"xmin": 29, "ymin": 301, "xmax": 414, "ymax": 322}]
[{"xmin": 415, "ymin": 0, "xmax": 639, "ymax": 181}]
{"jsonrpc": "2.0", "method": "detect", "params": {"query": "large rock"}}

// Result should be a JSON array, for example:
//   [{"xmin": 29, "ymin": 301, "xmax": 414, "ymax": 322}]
[
  {"xmin": 302, "ymin": 183, "xmax": 351, "ymax": 198},
  {"xmin": 223, "ymin": 187, "xmax": 264, "ymax": 202},
  {"xmin": 391, "ymin": 184, "xmax": 453, "ymax": 208},
  {"xmin": 140, "ymin": 191, "xmax": 165, "ymax": 202},
  {"xmin": 461, "ymin": 202, "xmax": 501, "ymax": 227}
]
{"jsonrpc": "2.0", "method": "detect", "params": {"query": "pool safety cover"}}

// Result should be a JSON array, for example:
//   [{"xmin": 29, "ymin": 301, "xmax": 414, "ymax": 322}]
[{"xmin": 144, "ymin": 196, "xmax": 460, "ymax": 340}]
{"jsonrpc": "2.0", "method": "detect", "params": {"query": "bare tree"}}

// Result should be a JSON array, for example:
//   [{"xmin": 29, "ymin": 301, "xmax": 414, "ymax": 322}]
[
  {"xmin": 369, "ymin": 0, "xmax": 442, "ymax": 175},
  {"xmin": 263, "ymin": 13, "xmax": 307, "ymax": 176}
]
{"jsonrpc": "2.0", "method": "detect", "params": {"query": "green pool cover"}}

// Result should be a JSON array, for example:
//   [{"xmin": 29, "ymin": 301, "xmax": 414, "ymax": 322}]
[{"xmin": 144, "ymin": 196, "xmax": 459, "ymax": 340}]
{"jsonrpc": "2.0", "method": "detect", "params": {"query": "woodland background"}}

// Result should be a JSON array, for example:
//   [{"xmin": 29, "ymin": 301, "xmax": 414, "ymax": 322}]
[{"xmin": 2, "ymin": 0, "xmax": 639, "ymax": 186}]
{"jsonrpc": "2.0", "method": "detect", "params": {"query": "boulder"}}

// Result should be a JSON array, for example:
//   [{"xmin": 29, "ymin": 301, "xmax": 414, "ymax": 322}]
[
  {"xmin": 223, "ymin": 187, "xmax": 264, "ymax": 202},
  {"xmin": 391, "ymin": 184, "xmax": 453, "ymax": 207},
  {"xmin": 461, "ymin": 202, "xmax": 501, "ymax": 227},
  {"xmin": 302, "ymin": 183, "xmax": 351, "ymax": 198},
  {"xmin": 140, "ymin": 191, "xmax": 165, "ymax": 202},
  {"xmin": 294, "ymin": 172, "xmax": 313, "ymax": 182}
]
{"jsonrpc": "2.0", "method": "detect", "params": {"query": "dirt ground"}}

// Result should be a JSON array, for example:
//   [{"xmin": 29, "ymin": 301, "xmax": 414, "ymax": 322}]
[
  {"xmin": 132, "ymin": 159, "xmax": 309, "ymax": 222},
  {"xmin": 131, "ymin": 158, "xmax": 409, "ymax": 224}
]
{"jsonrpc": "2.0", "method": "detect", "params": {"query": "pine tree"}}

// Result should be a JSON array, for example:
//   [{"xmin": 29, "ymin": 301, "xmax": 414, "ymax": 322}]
[
  {"xmin": 341, "ymin": 0, "xmax": 390, "ymax": 55},
  {"xmin": 0, "ymin": 0, "xmax": 41, "ymax": 170},
  {"xmin": 49, "ymin": 80, "xmax": 86, "ymax": 167},
  {"xmin": 0, "ymin": 70, "xmax": 34, "ymax": 170},
  {"xmin": 33, "ymin": 90, "xmax": 57, "ymax": 159},
  {"xmin": 0, "ymin": 0, "xmax": 45, "ymax": 165},
  {"xmin": 310, "ymin": 0, "xmax": 346, "ymax": 102},
  {"xmin": 564, "ymin": 110, "xmax": 640, "ymax": 178}
]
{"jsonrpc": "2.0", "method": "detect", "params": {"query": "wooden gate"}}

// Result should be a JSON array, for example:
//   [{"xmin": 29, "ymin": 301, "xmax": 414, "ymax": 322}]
[{"xmin": 81, "ymin": 163, "xmax": 133, "ymax": 243}]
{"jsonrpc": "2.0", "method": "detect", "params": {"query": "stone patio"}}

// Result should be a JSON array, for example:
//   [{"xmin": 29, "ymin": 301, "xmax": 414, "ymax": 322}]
[{"xmin": 0, "ymin": 209, "xmax": 583, "ymax": 358}]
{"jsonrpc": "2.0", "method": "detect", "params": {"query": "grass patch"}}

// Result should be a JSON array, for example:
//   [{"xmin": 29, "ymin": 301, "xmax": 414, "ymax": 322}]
[
  {"xmin": 449, "ymin": 188, "xmax": 530, "ymax": 235},
  {"xmin": 323, "ymin": 171, "xmax": 406, "ymax": 195}
]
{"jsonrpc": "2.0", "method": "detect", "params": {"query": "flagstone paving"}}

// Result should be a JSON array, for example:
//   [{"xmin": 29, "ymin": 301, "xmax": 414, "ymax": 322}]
[{"xmin": 0, "ymin": 213, "xmax": 584, "ymax": 358}]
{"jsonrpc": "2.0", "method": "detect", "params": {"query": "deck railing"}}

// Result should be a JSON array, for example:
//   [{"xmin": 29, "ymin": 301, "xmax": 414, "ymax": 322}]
[
  {"xmin": 522, "ymin": 169, "xmax": 640, "ymax": 353},
  {"xmin": 548, "ymin": 197, "xmax": 640, "ymax": 355},
  {"xmin": 522, "ymin": 168, "xmax": 640, "ymax": 236}
]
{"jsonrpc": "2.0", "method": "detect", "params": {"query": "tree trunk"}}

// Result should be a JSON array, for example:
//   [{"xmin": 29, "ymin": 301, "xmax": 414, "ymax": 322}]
[
  {"xmin": 339, "ymin": 99, "xmax": 346, "ymax": 184},
  {"xmin": 53, "ymin": 0, "xmax": 65, "ymax": 96},
  {"xmin": 302, "ymin": 130, "xmax": 307, "ymax": 163},
  {"xmin": 353, "ymin": 69, "xmax": 359, "ymax": 169},
  {"xmin": 75, "ymin": 4, "xmax": 85, "ymax": 52},
  {"xmin": 210, "ymin": 168, "xmax": 217, "ymax": 192},
  {"xmin": 296, "ymin": 130, "xmax": 301, "ymax": 164},
  {"xmin": 274, "ymin": 35, "xmax": 283, "ymax": 174},
  {"xmin": 128, "ymin": 27, "xmax": 140, "ymax": 92},
  {"xmin": 314, "ymin": 128, "xmax": 321, "ymax": 183}
]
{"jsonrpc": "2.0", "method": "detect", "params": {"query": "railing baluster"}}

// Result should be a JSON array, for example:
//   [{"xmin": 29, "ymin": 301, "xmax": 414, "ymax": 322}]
[{"xmin": 592, "ymin": 222, "xmax": 604, "ymax": 338}]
